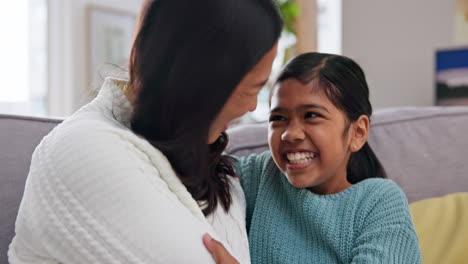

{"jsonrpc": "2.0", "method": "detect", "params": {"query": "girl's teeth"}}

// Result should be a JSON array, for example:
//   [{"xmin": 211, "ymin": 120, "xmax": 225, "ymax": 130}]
[{"xmin": 286, "ymin": 152, "xmax": 316, "ymax": 162}]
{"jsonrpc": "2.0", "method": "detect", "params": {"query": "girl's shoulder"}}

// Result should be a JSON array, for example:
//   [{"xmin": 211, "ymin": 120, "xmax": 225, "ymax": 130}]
[
  {"xmin": 354, "ymin": 178, "xmax": 411, "ymax": 221},
  {"xmin": 235, "ymin": 150, "xmax": 278, "ymax": 177},
  {"xmin": 359, "ymin": 177, "xmax": 400, "ymax": 188},
  {"xmin": 358, "ymin": 178, "xmax": 407, "ymax": 200},
  {"xmin": 234, "ymin": 151, "xmax": 280, "ymax": 203},
  {"xmin": 332, "ymin": 178, "xmax": 406, "ymax": 204},
  {"xmin": 314, "ymin": 178, "xmax": 408, "ymax": 211}
]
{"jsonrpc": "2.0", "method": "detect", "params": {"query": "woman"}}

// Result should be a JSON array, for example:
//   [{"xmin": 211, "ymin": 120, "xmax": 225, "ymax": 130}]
[{"xmin": 8, "ymin": 0, "xmax": 282, "ymax": 263}]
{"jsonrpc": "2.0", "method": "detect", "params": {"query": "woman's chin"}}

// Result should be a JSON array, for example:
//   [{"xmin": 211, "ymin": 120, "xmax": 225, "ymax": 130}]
[{"xmin": 207, "ymin": 136, "xmax": 218, "ymax": 144}]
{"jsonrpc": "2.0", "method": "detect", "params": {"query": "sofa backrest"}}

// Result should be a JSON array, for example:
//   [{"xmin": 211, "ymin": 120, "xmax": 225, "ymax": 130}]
[
  {"xmin": 0, "ymin": 114, "xmax": 62, "ymax": 263},
  {"xmin": 226, "ymin": 107, "xmax": 468, "ymax": 203},
  {"xmin": 1, "ymin": 107, "xmax": 468, "ymax": 263}
]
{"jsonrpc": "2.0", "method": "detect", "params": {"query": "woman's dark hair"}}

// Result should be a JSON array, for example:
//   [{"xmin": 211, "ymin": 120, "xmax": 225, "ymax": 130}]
[
  {"xmin": 129, "ymin": 0, "xmax": 283, "ymax": 215},
  {"xmin": 276, "ymin": 52, "xmax": 386, "ymax": 183}
]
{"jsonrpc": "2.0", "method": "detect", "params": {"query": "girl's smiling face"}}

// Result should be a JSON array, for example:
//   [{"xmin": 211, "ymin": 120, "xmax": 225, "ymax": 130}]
[{"xmin": 268, "ymin": 78, "xmax": 359, "ymax": 195}]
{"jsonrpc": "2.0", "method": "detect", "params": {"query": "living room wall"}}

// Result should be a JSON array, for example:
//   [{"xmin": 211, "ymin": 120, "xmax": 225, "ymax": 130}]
[
  {"xmin": 48, "ymin": 0, "xmax": 142, "ymax": 116},
  {"xmin": 342, "ymin": 0, "xmax": 456, "ymax": 109},
  {"xmin": 47, "ymin": 0, "xmax": 460, "ymax": 116}
]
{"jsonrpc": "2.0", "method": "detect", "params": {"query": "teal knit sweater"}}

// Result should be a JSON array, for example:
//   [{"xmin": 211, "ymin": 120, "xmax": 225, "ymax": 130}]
[{"xmin": 237, "ymin": 151, "xmax": 421, "ymax": 264}]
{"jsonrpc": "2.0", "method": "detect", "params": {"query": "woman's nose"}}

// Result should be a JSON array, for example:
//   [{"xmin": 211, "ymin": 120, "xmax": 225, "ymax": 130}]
[
  {"xmin": 248, "ymin": 97, "xmax": 258, "ymax": 112},
  {"xmin": 281, "ymin": 123, "xmax": 305, "ymax": 142}
]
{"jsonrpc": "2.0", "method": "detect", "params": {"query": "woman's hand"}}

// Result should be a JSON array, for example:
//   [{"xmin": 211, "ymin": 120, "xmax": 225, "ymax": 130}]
[{"xmin": 203, "ymin": 234, "xmax": 240, "ymax": 264}]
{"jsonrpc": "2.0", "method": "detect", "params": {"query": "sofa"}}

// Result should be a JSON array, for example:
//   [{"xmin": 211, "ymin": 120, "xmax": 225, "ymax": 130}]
[{"xmin": 1, "ymin": 106, "xmax": 468, "ymax": 264}]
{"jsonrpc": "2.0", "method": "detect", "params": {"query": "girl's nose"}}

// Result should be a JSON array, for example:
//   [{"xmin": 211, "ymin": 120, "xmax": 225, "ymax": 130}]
[{"xmin": 281, "ymin": 122, "xmax": 305, "ymax": 143}]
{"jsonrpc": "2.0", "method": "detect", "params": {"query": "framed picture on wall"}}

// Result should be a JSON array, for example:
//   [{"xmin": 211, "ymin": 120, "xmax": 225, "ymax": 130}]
[
  {"xmin": 455, "ymin": 0, "xmax": 468, "ymax": 43},
  {"xmin": 435, "ymin": 47, "xmax": 468, "ymax": 106},
  {"xmin": 87, "ymin": 6, "xmax": 136, "ymax": 87}
]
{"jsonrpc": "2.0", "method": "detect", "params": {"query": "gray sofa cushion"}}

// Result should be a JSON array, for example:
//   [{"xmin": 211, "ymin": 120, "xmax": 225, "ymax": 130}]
[
  {"xmin": 0, "ymin": 114, "xmax": 61, "ymax": 263},
  {"xmin": 226, "ymin": 107, "xmax": 468, "ymax": 203},
  {"xmin": 368, "ymin": 107, "xmax": 468, "ymax": 203},
  {"xmin": 1, "ymin": 107, "xmax": 468, "ymax": 263}
]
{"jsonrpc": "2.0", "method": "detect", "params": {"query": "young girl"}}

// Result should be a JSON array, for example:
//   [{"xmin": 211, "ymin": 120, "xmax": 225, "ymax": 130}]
[
  {"xmin": 238, "ymin": 53, "xmax": 421, "ymax": 263},
  {"xmin": 208, "ymin": 53, "xmax": 421, "ymax": 263}
]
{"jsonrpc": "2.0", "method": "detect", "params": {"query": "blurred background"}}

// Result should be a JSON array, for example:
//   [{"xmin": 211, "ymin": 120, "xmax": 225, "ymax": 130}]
[{"xmin": 0, "ymin": 0, "xmax": 467, "ymax": 121}]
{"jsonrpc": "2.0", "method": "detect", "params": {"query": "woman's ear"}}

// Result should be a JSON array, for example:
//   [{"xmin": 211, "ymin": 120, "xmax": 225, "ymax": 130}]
[{"xmin": 350, "ymin": 115, "xmax": 370, "ymax": 152}]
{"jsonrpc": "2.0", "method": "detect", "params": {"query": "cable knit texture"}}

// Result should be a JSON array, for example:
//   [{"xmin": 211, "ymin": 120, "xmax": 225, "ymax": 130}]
[
  {"xmin": 237, "ymin": 151, "xmax": 421, "ymax": 264},
  {"xmin": 8, "ymin": 78, "xmax": 250, "ymax": 264}
]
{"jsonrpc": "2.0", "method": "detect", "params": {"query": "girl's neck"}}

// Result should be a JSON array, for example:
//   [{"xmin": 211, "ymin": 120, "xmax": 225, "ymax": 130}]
[{"xmin": 307, "ymin": 179, "xmax": 353, "ymax": 195}]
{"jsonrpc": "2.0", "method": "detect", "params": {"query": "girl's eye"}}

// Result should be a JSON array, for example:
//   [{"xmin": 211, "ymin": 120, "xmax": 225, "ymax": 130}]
[
  {"xmin": 305, "ymin": 112, "xmax": 320, "ymax": 119},
  {"xmin": 269, "ymin": 115, "xmax": 286, "ymax": 122}
]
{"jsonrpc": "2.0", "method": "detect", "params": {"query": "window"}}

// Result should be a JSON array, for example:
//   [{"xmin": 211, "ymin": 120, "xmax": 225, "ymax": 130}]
[
  {"xmin": 318, "ymin": 0, "xmax": 341, "ymax": 55},
  {"xmin": 0, "ymin": 0, "xmax": 48, "ymax": 116},
  {"xmin": 242, "ymin": 0, "xmax": 342, "ymax": 123}
]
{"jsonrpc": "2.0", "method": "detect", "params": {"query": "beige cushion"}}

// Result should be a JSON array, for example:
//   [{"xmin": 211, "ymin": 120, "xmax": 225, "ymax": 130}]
[{"xmin": 410, "ymin": 193, "xmax": 468, "ymax": 264}]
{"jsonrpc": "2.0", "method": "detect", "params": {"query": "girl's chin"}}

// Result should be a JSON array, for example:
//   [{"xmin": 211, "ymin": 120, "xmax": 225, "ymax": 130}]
[{"xmin": 284, "ymin": 174, "xmax": 314, "ymax": 189}]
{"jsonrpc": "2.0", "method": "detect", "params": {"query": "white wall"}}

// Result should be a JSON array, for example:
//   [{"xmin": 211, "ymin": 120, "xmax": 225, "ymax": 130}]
[
  {"xmin": 48, "ymin": 0, "xmax": 142, "ymax": 116},
  {"xmin": 342, "ymin": 0, "xmax": 456, "ymax": 109},
  {"xmin": 48, "ymin": 0, "xmax": 457, "ymax": 115}
]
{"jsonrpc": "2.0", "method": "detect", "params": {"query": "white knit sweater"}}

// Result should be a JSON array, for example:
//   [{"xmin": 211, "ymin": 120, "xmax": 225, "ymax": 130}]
[{"xmin": 8, "ymin": 78, "xmax": 250, "ymax": 264}]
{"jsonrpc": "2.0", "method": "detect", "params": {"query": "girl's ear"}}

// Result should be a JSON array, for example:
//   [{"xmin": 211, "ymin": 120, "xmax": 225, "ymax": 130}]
[{"xmin": 350, "ymin": 115, "xmax": 370, "ymax": 152}]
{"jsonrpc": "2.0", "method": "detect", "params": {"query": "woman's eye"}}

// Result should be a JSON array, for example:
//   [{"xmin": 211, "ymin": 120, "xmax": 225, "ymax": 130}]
[
  {"xmin": 269, "ymin": 115, "xmax": 285, "ymax": 122},
  {"xmin": 244, "ymin": 90, "xmax": 259, "ymax": 97}
]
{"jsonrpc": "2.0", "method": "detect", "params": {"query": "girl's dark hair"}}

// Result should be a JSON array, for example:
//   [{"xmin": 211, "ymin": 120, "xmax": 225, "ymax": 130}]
[
  {"xmin": 276, "ymin": 52, "xmax": 386, "ymax": 183},
  {"xmin": 129, "ymin": 0, "xmax": 283, "ymax": 215}
]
